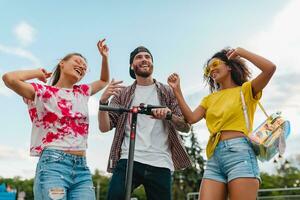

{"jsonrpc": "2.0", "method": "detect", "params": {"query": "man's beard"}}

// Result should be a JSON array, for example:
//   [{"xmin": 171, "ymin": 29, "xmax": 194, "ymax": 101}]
[{"xmin": 133, "ymin": 63, "xmax": 153, "ymax": 78}]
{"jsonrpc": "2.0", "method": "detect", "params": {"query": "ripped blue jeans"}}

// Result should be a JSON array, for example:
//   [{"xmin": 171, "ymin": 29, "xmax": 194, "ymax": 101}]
[{"xmin": 34, "ymin": 149, "xmax": 95, "ymax": 200}]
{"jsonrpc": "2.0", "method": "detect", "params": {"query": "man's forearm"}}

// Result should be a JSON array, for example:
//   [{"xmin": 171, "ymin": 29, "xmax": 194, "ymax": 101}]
[{"xmin": 98, "ymin": 111, "xmax": 111, "ymax": 132}]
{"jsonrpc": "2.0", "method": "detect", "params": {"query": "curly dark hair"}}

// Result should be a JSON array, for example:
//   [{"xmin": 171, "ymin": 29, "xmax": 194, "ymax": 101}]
[{"xmin": 203, "ymin": 48, "xmax": 252, "ymax": 93}]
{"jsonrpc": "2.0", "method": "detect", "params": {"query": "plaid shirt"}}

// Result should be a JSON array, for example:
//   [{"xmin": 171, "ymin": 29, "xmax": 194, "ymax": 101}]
[{"xmin": 106, "ymin": 79, "xmax": 192, "ymax": 172}]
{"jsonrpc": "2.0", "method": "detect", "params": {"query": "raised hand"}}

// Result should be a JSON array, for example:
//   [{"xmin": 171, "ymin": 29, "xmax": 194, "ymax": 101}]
[
  {"xmin": 100, "ymin": 79, "xmax": 125, "ymax": 103},
  {"xmin": 226, "ymin": 47, "xmax": 243, "ymax": 60},
  {"xmin": 97, "ymin": 39, "xmax": 109, "ymax": 58},
  {"xmin": 167, "ymin": 73, "xmax": 181, "ymax": 91},
  {"xmin": 38, "ymin": 68, "xmax": 52, "ymax": 83}
]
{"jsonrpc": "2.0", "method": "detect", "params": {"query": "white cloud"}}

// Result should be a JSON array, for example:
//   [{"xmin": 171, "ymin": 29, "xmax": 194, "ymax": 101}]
[
  {"xmin": 0, "ymin": 22, "xmax": 41, "ymax": 97},
  {"xmin": 246, "ymin": 0, "xmax": 300, "ymax": 74},
  {"xmin": 0, "ymin": 43, "xmax": 41, "ymax": 97},
  {"xmin": 0, "ymin": 145, "xmax": 37, "ymax": 178},
  {"xmin": 0, "ymin": 145, "xmax": 29, "ymax": 161},
  {"xmin": 13, "ymin": 21, "xmax": 36, "ymax": 46},
  {"xmin": 0, "ymin": 44, "xmax": 41, "ymax": 67}
]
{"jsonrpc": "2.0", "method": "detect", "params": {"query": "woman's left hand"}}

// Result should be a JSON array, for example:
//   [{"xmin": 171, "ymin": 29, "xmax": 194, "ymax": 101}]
[
  {"xmin": 97, "ymin": 39, "xmax": 109, "ymax": 58},
  {"xmin": 226, "ymin": 47, "xmax": 244, "ymax": 60}
]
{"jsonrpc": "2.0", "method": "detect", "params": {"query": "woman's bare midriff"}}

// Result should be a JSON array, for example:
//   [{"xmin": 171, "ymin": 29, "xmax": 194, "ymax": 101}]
[
  {"xmin": 220, "ymin": 130, "xmax": 246, "ymax": 141},
  {"xmin": 63, "ymin": 150, "xmax": 86, "ymax": 156}
]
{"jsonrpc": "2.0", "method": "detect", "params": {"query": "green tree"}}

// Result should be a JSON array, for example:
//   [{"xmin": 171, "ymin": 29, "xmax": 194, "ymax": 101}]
[
  {"xmin": 259, "ymin": 158, "xmax": 300, "ymax": 198},
  {"xmin": 132, "ymin": 185, "xmax": 147, "ymax": 200},
  {"xmin": 0, "ymin": 176, "xmax": 34, "ymax": 200},
  {"xmin": 172, "ymin": 126, "xmax": 205, "ymax": 199},
  {"xmin": 92, "ymin": 169, "xmax": 110, "ymax": 200}
]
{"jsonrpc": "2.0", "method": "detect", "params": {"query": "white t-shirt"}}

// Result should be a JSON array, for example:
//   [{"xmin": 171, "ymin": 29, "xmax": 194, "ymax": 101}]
[
  {"xmin": 28, "ymin": 83, "xmax": 91, "ymax": 156},
  {"xmin": 120, "ymin": 84, "xmax": 174, "ymax": 170}
]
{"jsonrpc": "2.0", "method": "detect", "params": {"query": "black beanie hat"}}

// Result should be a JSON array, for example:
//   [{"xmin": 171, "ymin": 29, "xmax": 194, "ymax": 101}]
[{"xmin": 129, "ymin": 46, "xmax": 153, "ymax": 79}]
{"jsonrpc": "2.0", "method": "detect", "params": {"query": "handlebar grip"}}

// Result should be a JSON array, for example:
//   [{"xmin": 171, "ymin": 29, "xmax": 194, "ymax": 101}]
[{"xmin": 99, "ymin": 105, "xmax": 130, "ymax": 113}]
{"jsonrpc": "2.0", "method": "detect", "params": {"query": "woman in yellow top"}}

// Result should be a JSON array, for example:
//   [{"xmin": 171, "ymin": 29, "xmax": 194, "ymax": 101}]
[{"xmin": 168, "ymin": 47, "xmax": 276, "ymax": 200}]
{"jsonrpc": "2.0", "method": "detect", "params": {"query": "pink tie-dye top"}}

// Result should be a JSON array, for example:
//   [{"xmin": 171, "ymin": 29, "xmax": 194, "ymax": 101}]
[{"xmin": 28, "ymin": 83, "xmax": 91, "ymax": 156}]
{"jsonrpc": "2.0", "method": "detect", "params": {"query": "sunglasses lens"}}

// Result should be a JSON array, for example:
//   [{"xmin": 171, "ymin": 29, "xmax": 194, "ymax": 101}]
[
  {"xmin": 211, "ymin": 60, "xmax": 220, "ymax": 68},
  {"xmin": 204, "ymin": 60, "xmax": 224, "ymax": 76}
]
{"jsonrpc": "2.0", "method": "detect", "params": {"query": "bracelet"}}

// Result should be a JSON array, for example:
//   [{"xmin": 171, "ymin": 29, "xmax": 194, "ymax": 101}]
[{"xmin": 99, "ymin": 100, "xmax": 109, "ymax": 106}]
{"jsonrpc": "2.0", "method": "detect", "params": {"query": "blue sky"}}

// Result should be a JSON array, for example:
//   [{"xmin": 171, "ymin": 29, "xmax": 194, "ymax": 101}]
[{"xmin": 1, "ymin": 0, "xmax": 299, "ymax": 178}]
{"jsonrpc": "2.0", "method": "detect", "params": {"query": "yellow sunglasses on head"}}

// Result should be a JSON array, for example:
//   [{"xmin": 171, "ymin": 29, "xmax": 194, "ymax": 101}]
[{"xmin": 204, "ymin": 59, "xmax": 225, "ymax": 77}]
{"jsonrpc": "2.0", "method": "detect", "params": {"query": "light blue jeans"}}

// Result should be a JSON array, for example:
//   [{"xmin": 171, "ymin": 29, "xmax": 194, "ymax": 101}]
[{"xmin": 34, "ymin": 149, "xmax": 95, "ymax": 200}]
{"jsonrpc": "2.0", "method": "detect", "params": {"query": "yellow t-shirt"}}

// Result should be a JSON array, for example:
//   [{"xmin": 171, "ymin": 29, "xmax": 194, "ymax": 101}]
[{"xmin": 200, "ymin": 81, "xmax": 262, "ymax": 158}]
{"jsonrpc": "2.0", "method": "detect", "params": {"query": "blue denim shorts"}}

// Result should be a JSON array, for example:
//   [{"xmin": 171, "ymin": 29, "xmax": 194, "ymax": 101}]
[
  {"xmin": 34, "ymin": 148, "xmax": 95, "ymax": 200},
  {"xmin": 203, "ymin": 137, "xmax": 261, "ymax": 183}
]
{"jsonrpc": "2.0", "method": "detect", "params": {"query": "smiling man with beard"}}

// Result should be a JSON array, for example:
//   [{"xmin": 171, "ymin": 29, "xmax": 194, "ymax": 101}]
[{"xmin": 98, "ymin": 46, "xmax": 192, "ymax": 200}]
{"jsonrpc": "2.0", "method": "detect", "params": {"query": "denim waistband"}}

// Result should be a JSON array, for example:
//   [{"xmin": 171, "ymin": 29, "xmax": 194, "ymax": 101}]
[
  {"xmin": 216, "ymin": 137, "xmax": 250, "ymax": 149},
  {"xmin": 41, "ymin": 148, "xmax": 87, "ymax": 161}
]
